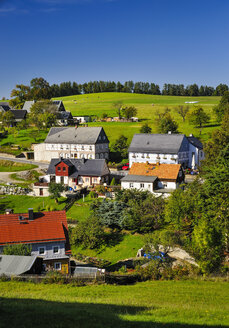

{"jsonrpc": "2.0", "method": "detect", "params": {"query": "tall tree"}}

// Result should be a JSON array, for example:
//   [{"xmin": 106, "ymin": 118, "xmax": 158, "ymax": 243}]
[
  {"xmin": 157, "ymin": 113, "xmax": 178, "ymax": 134},
  {"xmin": 188, "ymin": 107, "xmax": 210, "ymax": 132},
  {"xmin": 176, "ymin": 105, "xmax": 190, "ymax": 122}
]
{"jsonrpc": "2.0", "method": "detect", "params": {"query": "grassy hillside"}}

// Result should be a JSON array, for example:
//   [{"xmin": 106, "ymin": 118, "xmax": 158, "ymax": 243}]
[
  {"xmin": 54, "ymin": 93, "xmax": 220, "ymax": 143},
  {"xmin": 0, "ymin": 280, "xmax": 228, "ymax": 327}
]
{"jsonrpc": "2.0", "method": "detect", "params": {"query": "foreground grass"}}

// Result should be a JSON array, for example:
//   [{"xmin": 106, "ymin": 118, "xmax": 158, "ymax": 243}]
[
  {"xmin": 0, "ymin": 280, "xmax": 228, "ymax": 327},
  {"xmin": 0, "ymin": 195, "xmax": 67, "ymax": 213},
  {"xmin": 66, "ymin": 194, "xmax": 94, "ymax": 221},
  {"xmin": 0, "ymin": 160, "xmax": 37, "ymax": 172}
]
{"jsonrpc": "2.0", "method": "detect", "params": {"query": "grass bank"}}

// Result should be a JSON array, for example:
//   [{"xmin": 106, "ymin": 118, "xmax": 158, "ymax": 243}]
[
  {"xmin": 0, "ymin": 160, "xmax": 37, "ymax": 172},
  {"xmin": 0, "ymin": 280, "xmax": 228, "ymax": 327}
]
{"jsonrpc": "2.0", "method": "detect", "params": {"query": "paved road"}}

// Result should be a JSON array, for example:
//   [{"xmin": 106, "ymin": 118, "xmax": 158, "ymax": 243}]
[{"xmin": 0, "ymin": 155, "xmax": 49, "ymax": 169}]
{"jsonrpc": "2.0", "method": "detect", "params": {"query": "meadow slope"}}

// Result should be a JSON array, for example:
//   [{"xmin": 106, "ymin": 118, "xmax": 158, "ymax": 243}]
[{"xmin": 54, "ymin": 93, "xmax": 220, "ymax": 143}]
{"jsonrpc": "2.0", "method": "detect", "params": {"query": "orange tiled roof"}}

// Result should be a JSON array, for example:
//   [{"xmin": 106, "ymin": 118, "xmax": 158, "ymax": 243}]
[
  {"xmin": 129, "ymin": 163, "xmax": 181, "ymax": 180},
  {"xmin": 0, "ymin": 210, "xmax": 68, "ymax": 246}
]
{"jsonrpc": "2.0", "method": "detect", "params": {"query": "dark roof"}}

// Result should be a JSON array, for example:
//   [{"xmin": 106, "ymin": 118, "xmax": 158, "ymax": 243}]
[
  {"xmin": 187, "ymin": 135, "xmax": 203, "ymax": 149},
  {"xmin": 44, "ymin": 127, "xmax": 108, "ymax": 144},
  {"xmin": 121, "ymin": 174, "xmax": 157, "ymax": 183},
  {"xmin": 0, "ymin": 102, "xmax": 11, "ymax": 112},
  {"xmin": 56, "ymin": 111, "xmax": 73, "ymax": 120},
  {"xmin": 11, "ymin": 110, "xmax": 27, "ymax": 120},
  {"xmin": 47, "ymin": 158, "xmax": 109, "ymax": 177},
  {"xmin": 128, "ymin": 134, "xmax": 185, "ymax": 154}
]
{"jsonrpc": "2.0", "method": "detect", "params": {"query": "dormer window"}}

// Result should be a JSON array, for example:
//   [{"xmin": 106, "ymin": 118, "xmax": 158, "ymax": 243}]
[
  {"xmin": 63, "ymin": 167, "xmax": 66, "ymax": 171},
  {"xmin": 58, "ymin": 167, "xmax": 61, "ymax": 171}
]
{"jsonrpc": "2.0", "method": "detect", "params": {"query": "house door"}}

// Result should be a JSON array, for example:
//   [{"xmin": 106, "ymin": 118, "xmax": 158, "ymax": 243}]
[
  {"xmin": 39, "ymin": 188, "xmax": 43, "ymax": 196},
  {"xmin": 61, "ymin": 177, "xmax": 64, "ymax": 184}
]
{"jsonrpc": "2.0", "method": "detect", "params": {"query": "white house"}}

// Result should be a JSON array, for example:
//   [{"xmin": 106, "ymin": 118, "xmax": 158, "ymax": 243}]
[
  {"xmin": 128, "ymin": 133, "xmax": 204, "ymax": 169},
  {"xmin": 34, "ymin": 126, "xmax": 109, "ymax": 162},
  {"xmin": 121, "ymin": 162, "xmax": 184, "ymax": 197}
]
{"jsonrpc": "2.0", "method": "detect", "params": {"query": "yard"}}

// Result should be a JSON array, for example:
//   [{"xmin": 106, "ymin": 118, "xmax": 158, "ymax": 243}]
[{"xmin": 0, "ymin": 280, "xmax": 228, "ymax": 327}]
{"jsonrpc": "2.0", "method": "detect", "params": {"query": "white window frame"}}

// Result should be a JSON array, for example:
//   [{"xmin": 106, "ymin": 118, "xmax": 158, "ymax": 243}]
[
  {"xmin": 52, "ymin": 246, "xmax": 60, "ymax": 254},
  {"xmin": 140, "ymin": 183, "xmax": 144, "ymax": 189},
  {"xmin": 54, "ymin": 262, "xmax": 61, "ymax": 271},
  {"xmin": 129, "ymin": 183, "xmax": 134, "ymax": 188},
  {"xmin": 38, "ymin": 246, "xmax": 46, "ymax": 255}
]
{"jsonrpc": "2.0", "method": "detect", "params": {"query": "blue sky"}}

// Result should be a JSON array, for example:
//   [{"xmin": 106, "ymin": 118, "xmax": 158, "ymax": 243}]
[{"xmin": 0, "ymin": 0, "xmax": 229, "ymax": 98}]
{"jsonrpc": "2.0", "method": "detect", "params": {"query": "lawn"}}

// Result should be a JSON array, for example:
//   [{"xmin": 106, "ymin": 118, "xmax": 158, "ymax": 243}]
[
  {"xmin": 66, "ymin": 194, "xmax": 94, "ymax": 221},
  {"xmin": 0, "ymin": 128, "xmax": 47, "ymax": 151},
  {"xmin": 0, "ymin": 160, "xmax": 37, "ymax": 172},
  {"xmin": 0, "ymin": 195, "xmax": 67, "ymax": 213},
  {"xmin": 71, "ymin": 233, "xmax": 144, "ymax": 264},
  {"xmin": 0, "ymin": 280, "xmax": 228, "ymax": 327}
]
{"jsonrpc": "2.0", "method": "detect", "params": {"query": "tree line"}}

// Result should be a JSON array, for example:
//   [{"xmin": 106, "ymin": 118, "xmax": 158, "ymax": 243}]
[{"xmin": 9, "ymin": 77, "xmax": 229, "ymax": 108}]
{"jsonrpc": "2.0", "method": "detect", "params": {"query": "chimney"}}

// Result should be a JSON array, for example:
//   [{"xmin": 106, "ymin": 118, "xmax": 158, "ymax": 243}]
[{"xmin": 28, "ymin": 208, "xmax": 34, "ymax": 220}]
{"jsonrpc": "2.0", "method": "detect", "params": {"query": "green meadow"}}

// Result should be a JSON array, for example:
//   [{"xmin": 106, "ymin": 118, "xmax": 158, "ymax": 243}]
[
  {"xmin": 0, "ymin": 280, "xmax": 228, "ymax": 328},
  {"xmin": 54, "ymin": 93, "xmax": 221, "ymax": 143}
]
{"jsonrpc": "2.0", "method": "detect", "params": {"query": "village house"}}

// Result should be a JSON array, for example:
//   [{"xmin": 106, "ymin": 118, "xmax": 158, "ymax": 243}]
[
  {"xmin": 128, "ymin": 133, "xmax": 204, "ymax": 169},
  {"xmin": 0, "ymin": 209, "xmax": 71, "ymax": 273},
  {"xmin": 34, "ymin": 126, "xmax": 109, "ymax": 162},
  {"xmin": 23, "ymin": 100, "xmax": 74, "ymax": 126},
  {"xmin": 34, "ymin": 158, "xmax": 110, "ymax": 196},
  {"xmin": 121, "ymin": 162, "xmax": 184, "ymax": 196}
]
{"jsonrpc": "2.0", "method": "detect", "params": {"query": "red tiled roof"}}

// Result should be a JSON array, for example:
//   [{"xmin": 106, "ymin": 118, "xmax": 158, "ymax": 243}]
[
  {"xmin": 0, "ymin": 210, "xmax": 68, "ymax": 246},
  {"xmin": 129, "ymin": 163, "xmax": 181, "ymax": 180}
]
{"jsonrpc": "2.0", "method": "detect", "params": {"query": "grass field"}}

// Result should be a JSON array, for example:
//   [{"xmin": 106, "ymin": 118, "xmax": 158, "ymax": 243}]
[
  {"xmin": 71, "ymin": 233, "xmax": 144, "ymax": 264},
  {"xmin": 0, "ymin": 160, "xmax": 37, "ymax": 172},
  {"xmin": 66, "ymin": 194, "xmax": 94, "ymax": 221},
  {"xmin": 54, "ymin": 93, "xmax": 221, "ymax": 143},
  {"xmin": 0, "ymin": 280, "xmax": 228, "ymax": 327},
  {"xmin": 0, "ymin": 195, "xmax": 67, "ymax": 213}
]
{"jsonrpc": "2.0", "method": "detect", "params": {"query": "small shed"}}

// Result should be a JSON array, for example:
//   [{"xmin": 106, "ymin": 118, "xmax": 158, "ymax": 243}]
[{"xmin": 0, "ymin": 255, "xmax": 43, "ymax": 276}]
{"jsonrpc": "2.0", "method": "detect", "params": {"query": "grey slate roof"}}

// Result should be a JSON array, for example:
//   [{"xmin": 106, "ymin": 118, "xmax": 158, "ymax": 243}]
[
  {"xmin": 45, "ymin": 127, "xmax": 108, "ymax": 144},
  {"xmin": 187, "ymin": 136, "xmax": 203, "ymax": 149},
  {"xmin": 128, "ymin": 134, "xmax": 185, "ymax": 154},
  {"xmin": 121, "ymin": 174, "xmax": 157, "ymax": 183},
  {"xmin": 56, "ymin": 111, "xmax": 73, "ymax": 120},
  {"xmin": 47, "ymin": 158, "xmax": 109, "ymax": 177},
  {"xmin": 0, "ymin": 255, "xmax": 38, "ymax": 276}
]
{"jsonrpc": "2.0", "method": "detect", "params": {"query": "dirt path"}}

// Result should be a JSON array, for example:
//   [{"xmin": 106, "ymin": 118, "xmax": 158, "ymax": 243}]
[{"xmin": 0, "ymin": 172, "xmax": 19, "ymax": 184}]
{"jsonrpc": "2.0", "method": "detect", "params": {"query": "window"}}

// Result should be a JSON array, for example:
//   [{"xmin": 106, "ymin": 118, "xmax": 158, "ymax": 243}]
[
  {"xmin": 54, "ymin": 262, "xmax": 61, "ymax": 270},
  {"xmin": 148, "ymin": 184, "xmax": 151, "ymax": 189},
  {"xmin": 81, "ymin": 146, "xmax": 84, "ymax": 150},
  {"xmin": 93, "ymin": 178, "xmax": 97, "ymax": 183},
  {"xmin": 129, "ymin": 183, "xmax": 133, "ymax": 188},
  {"xmin": 140, "ymin": 183, "xmax": 144, "ymax": 188},
  {"xmin": 85, "ymin": 178, "xmax": 89, "ymax": 183},
  {"xmin": 89, "ymin": 146, "xmax": 92, "ymax": 150},
  {"xmin": 60, "ymin": 145, "xmax": 63, "ymax": 149},
  {"xmin": 63, "ymin": 167, "xmax": 66, "ymax": 171},
  {"xmin": 53, "ymin": 246, "xmax": 59, "ymax": 254},
  {"xmin": 38, "ymin": 247, "xmax": 45, "ymax": 255},
  {"xmin": 58, "ymin": 167, "xmax": 61, "ymax": 171}
]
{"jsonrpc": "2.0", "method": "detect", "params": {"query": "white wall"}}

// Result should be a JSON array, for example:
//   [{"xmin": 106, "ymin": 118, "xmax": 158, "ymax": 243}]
[
  {"xmin": 121, "ymin": 181, "xmax": 153, "ymax": 192},
  {"xmin": 129, "ymin": 152, "xmax": 178, "ymax": 167}
]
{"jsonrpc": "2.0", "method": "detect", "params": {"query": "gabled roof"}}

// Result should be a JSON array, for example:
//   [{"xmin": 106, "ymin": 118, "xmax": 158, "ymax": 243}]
[
  {"xmin": 187, "ymin": 135, "xmax": 203, "ymax": 149},
  {"xmin": 0, "ymin": 210, "xmax": 68, "ymax": 246},
  {"xmin": 11, "ymin": 110, "xmax": 27, "ymax": 120},
  {"xmin": 47, "ymin": 158, "xmax": 109, "ymax": 177},
  {"xmin": 56, "ymin": 111, "xmax": 73, "ymax": 120},
  {"xmin": 22, "ymin": 101, "xmax": 35, "ymax": 112},
  {"xmin": 128, "ymin": 134, "xmax": 185, "ymax": 154},
  {"xmin": 129, "ymin": 162, "xmax": 181, "ymax": 180},
  {"xmin": 0, "ymin": 255, "xmax": 38, "ymax": 276},
  {"xmin": 44, "ymin": 127, "xmax": 108, "ymax": 144}
]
